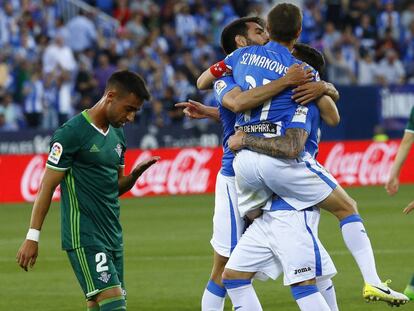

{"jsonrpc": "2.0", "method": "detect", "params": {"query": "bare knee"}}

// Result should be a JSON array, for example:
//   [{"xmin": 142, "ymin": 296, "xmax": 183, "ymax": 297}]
[{"xmin": 222, "ymin": 268, "xmax": 254, "ymax": 281}]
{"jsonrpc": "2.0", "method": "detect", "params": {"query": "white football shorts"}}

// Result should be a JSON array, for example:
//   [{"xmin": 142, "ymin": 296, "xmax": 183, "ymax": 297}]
[
  {"xmin": 233, "ymin": 149, "xmax": 338, "ymax": 216},
  {"xmin": 210, "ymin": 172, "xmax": 245, "ymax": 258},
  {"xmin": 225, "ymin": 207, "xmax": 337, "ymax": 285}
]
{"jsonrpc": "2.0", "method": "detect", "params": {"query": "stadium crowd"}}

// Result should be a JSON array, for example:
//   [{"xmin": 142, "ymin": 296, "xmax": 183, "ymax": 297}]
[{"xmin": 0, "ymin": 0, "xmax": 413, "ymax": 131}]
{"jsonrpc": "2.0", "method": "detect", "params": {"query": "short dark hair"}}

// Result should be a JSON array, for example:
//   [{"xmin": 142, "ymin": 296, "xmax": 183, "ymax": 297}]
[
  {"xmin": 293, "ymin": 43, "xmax": 325, "ymax": 74},
  {"xmin": 221, "ymin": 16, "xmax": 265, "ymax": 55},
  {"xmin": 106, "ymin": 70, "xmax": 150, "ymax": 101},
  {"xmin": 267, "ymin": 3, "xmax": 302, "ymax": 43}
]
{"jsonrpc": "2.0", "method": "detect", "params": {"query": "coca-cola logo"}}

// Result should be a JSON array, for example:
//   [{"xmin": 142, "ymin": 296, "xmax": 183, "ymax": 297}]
[
  {"xmin": 130, "ymin": 149, "xmax": 213, "ymax": 196},
  {"xmin": 21, "ymin": 155, "xmax": 60, "ymax": 202},
  {"xmin": 324, "ymin": 142, "xmax": 399, "ymax": 185}
]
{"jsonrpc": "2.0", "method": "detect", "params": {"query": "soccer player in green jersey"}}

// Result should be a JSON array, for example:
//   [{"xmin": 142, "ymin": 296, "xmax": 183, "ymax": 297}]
[
  {"xmin": 386, "ymin": 105, "xmax": 414, "ymax": 300},
  {"xmin": 16, "ymin": 71, "xmax": 159, "ymax": 311}
]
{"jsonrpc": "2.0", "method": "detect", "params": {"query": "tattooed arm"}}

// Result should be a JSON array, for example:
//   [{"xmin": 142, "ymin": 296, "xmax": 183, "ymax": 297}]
[{"xmin": 228, "ymin": 128, "xmax": 309, "ymax": 159}]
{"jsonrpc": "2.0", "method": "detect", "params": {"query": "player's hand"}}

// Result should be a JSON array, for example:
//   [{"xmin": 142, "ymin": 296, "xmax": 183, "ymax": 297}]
[
  {"xmin": 285, "ymin": 63, "xmax": 314, "ymax": 87},
  {"xmin": 292, "ymin": 81, "xmax": 326, "ymax": 105},
  {"xmin": 385, "ymin": 176, "xmax": 399, "ymax": 196},
  {"xmin": 403, "ymin": 200, "xmax": 414, "ymax": 214},
  {"xmin": 16, "ymin": 239, "xmax": 38, "ymax": 271},
  {"xmin": 175, "ymin": 100, "xmax": 208, "ymax": 119},
  {"xmin": 228, "ymin": 130, "xmax": 246, "ymax": 153},
  {"xmin": 131, "ymin": 156, "xmax": 160, "ymax": 178}
]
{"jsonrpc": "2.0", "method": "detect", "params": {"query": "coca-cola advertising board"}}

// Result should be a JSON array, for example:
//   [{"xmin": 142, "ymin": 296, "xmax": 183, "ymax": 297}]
[{"xmin": 1, "ymin": 141, "xmax": 414, "ymax": 204}]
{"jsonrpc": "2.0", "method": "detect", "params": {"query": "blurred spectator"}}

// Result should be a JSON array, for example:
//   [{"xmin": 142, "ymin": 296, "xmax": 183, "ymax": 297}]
[
  {"xmin": 401, "ymin": 2, "xmax": 414, "ymax": 30},
  {"xmin": 23, "ymin": 69, "xmax": 43, "ymax": 128},
  {"xmin": 301, "ymin": 0, "xmax": 323, "ymax": 44},
  {"xmin": 174, "ymin": 3, "xmax": 197, "ymax": 47},
  {"xmin": 326, "ymin": 47, "xmax": 357, "ymax": 85},
  {"xmin": 151, "ymin": 99, "xmax": 170, "ymax": 128},
  {"xmin": 56, "ymin": 70, "xmax": 72, "ymax": 124},
  {"xmin": 0, "ymin": 2, "xmax": 19, "ymax": 47},
  {"xmin": 0, "ymin": 53, "xmax": 11, "ymax": 89},
  {"xmin": 1, "ymin": 92, "xmax": 23, "ymax": 130},
  {"xmin": 377, "ymin": 0, "xmax": 400, "ymax": 40},
  {"xmin": 126, "ymin": 11, "xmax": 148, "ymax": 47},
  {"xmin": 375, "ymin": 27, "xmax": 400, "ymax": 61},
  {"xmin": 94, "ymin": 53, "xmax": 116, "ymax": 94},
  {"xmin": 354, "ymin": 14, "xmax": 377, "ymax": 50},
  {"xmin": 403, "ymin": 21, "xmax": 414, "ymax": 80},
  {"xmin": 376, "ymin": 49, "xmax": 405, "ymax": 85},
  {"xmin": 65, "ymin": 10, "xmax": 97, "ymax": 53},
  {"xmin": 0, "ymin": 105, "xmax": 13, "ymax": 131},
  {"xmin": 322, "ymin": 22, "xmax": 341, "ymax": 51},
  {"xmin": 358, "ymin": 49, "xmax": 378, "ymax": 85},
  {"xmin": 42, "ymin": 72, "xmax": 58, "ymax": 129},
  {"xmin": 42, "ymin": 34, "xmax": 76, "ymax": 74},
  {"xmin": 113, "ymin": 0, "xmax": 131, "ymax": 27}
]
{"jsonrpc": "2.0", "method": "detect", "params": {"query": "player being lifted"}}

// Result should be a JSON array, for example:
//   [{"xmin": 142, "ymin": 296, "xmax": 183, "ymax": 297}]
[
  {"xmin": 177, "ymin": 16, "xmax": 342, "ymax": 310},
  {"xmin": 16, "ymin": 71, "xmax": 159, "ymax": 311},
  {"xmin": 217, "ymin": 2, "xmax": 408, "ymax": 307}
]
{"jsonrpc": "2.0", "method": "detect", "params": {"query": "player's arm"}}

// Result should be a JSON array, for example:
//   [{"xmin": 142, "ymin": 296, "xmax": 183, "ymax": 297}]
[
  {"xmin": 222, "ymin": 64, "xmax": 313, "ymax": 113},
  {"xmin": 316, "ymin": 95, "xmax": 340, "ymax": 127},
  {"xmin": 197, "ymin": 60, "xmax": 228, "ymax": 90},
  {"xmin": 175, "ymin": 100, "xmax": 220, "ymax": 122},
  {"xmin": 118, "ymin": 157, "xmax": 160, "ymax": 196},
  {"xmin": 385, "ymin": 131, "xmax": 414, "ymax": 196},
  {"xmin": 228, "ymin": 128, "xmax": 308, "ymax": 159},
  {"xmin": 16, "ymin": 168, "xmax": 65, "ymax": 271},
  {"xmin": 292, "ymin": 81, "xmax": 340, "ymax": 105}
]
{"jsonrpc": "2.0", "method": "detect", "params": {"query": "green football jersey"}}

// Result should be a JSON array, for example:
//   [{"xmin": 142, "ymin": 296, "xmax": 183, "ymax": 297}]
[
  {"xmin": 407, "ymin": 106, "xmax": 414, "ymax": 133},
  {"xmin": 46, "ymin": 110, "xmax": 126, "ymax": 251}
]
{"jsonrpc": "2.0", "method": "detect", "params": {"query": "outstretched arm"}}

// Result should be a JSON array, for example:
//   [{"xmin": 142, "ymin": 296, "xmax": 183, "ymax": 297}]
[
  {"xmin": 175, "ymin": 100, "xmax": 220, "ymax": 122},
  {"xmin": 228, "ymin": 128, "xmax": 308, "ymax": 159},
  {"xmin": 16, "ymin": 168, "xmax": 65, "ymax": 271},
  {"xmin": 222, "ymin": 64, "xmax": 314, "ymax": 113},
  {"xmin": 385, "ymin": 131, "xmax": 414, "ymax": 196},
  {"xmin": 118, "ymin": 157, "xmax": 160, "ymax": 196}
]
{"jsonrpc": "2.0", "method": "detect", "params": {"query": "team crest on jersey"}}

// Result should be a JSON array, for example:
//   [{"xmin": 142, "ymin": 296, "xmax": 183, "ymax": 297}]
[
  {"xmin": 114, "ymin": 143, "xmax": 122, "ymax": 158},
  {"xmin": 214, "ymin": 80, "xmax": 227, "ymax": 96},
  {"xmin": 98, "ymin": 271, "xmax": 112, "ymax": 283},
  {"xmin": 48, "ymin": 142, "xmax": 63, "ymax": 164}
]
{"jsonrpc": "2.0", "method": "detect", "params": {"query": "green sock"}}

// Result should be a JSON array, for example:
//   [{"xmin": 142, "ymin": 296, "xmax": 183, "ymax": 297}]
[
  {"xmin": 99, "ymin": 296, "xmax": 126, "ymax": 311},
  {"xmin": 409, "ymin": 275, "xmax": 414, "ymax": 287}
]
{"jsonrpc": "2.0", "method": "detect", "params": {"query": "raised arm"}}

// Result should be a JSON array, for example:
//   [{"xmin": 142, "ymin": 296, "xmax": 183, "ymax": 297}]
[
  {"xmin": 118, "ymin": 157, "xmax": 160, "ymax": 196},
  {"xmin": 197, "ymin": 60, "xmax": 228, "ymax": 90},
  {"xmin": 16, "ymin": 168, "xmax": 65, "ymax": 271},
  {"xmin": 385, "ymin": 131, "xmax": 414, "ymax": 196},
  {"xmin": 222, "ymin": 64, "xmax": 313, "ymax": 113},
  {"xmin": 228, "ymin": 128, "xmax": 308, "ymax": 159}
]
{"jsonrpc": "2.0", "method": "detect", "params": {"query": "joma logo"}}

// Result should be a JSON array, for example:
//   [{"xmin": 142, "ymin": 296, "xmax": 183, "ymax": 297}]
[{"xmin": 294, "ymin": 267, "xmax": 311, "ymax": 275}]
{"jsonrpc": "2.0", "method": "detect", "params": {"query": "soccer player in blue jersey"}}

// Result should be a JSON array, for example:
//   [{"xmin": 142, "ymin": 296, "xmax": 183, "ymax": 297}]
[
  {"xmin": 178, "ymin": 17, "xmax": 342, "ymax": 310},
  {"xmin": 221, "ymin": 2, "xmax": 408, "ymax": 307}
]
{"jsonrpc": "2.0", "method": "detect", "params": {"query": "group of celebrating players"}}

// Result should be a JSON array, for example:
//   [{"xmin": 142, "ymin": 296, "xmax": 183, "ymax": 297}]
[{"xmin": 15, "ymin": 2, "xmax": 412, "ymax": 311}]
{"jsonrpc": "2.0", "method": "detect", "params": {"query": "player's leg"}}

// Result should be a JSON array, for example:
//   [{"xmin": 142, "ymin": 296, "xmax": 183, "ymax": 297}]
[
  {"xmin": 202, "ymin": 173, "xmax": 245, "ymax": 310},
  {"xmin": 67, "ymin": 247, "xmax": 126, "ymax": 310},
  {"xmin": 222, "ymin": 270, "xmax": 261, "ymax": 310},
  {"xmin": 222, "ymin": 216, "xmax": 277, "ymax": 310},
  {"xmin": 86, "ymin": 300, "xmax": 100, "ymax": 311},
  {"xmin": 201, "ymin": 251, "xmax": 228, "ymax": 311},
  {"xmin": 316, "ymin": 278, "xmax": 338, "ymax": 311},
  {"xmin": 291, "ymin": 279, "xmax": 330, "ymax": 311},
  {"xmin": 404, "ymin": 275, "xmax": 414, "ymax": 300}
]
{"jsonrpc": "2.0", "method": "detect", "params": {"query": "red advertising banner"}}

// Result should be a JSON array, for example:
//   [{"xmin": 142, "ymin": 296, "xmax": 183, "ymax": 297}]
[{"xmin": 1, "ymin": 141, "xmax": 413, "ymax": 203}]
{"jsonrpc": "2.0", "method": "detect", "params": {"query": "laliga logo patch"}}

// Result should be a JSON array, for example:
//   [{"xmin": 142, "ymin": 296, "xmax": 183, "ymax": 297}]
[
  {"xmin": 292, "ymin": 106, "xmax": 308, "ymax": 123},
  {"xmin": 48, "ymin": 142, "xmax": 63, "ymax": 164},
  {"xmin": 114, "ymin": 143, "xmax": 122, "ymax": 158},
  {"xmin": 214, "ymin": 80, "xmax": 227, "ymax": 96}
]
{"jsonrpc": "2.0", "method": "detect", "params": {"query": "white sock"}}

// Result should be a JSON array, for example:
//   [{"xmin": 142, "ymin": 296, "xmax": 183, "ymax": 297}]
[
  {"xmin": 291, "ymin": 285, "xmax": 330, "ymax": 311},
  {"xmin": 223, "ymin": 279, "xmax": 262, "ymax": 311},
  {"xmin": 201, "ymin": 280, "xmax": 226, "ymax": 311},
  {"xmin": 317, "ymin": 279, "xmax": 339, "ymax": 311},
  {"xmin": 340, "ymin": 215, "xmax": 382, "ymax": 285},
  {"xmin": 296, "ymin": 292, "xmax": 331, "ymax": 311}
]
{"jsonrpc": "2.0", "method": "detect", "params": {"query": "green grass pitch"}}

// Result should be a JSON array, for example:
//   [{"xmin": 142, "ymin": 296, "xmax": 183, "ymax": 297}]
[{"xmin": 1, "ymin": 185, "xmax": 413, "ymax": 310}]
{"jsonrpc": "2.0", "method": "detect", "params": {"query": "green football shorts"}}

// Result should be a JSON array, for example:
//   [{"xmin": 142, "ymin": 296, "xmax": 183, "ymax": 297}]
[{"xmin": 67, "ymin": 246, "xmax": 125, "ymax": 299}]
